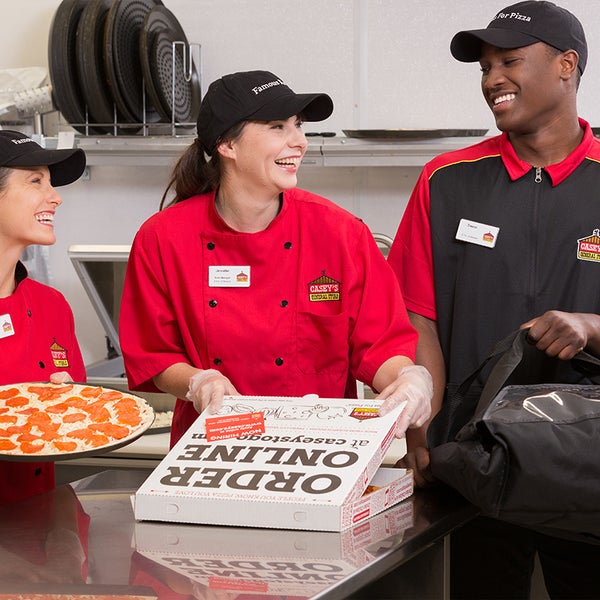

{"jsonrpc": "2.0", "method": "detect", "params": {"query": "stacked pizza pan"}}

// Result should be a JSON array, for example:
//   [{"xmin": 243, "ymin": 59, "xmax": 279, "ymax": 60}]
[{"xmin": 48, "ymin": 0, "xmax": 201, "ymax": 135}]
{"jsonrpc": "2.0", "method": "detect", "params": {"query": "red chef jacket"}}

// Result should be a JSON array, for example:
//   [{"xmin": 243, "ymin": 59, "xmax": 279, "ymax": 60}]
[
  {"xmin": 0, "ymin": 262, "xmax": 85, "ymax": 505},
  {"xmin": 120, "ymin": 188, "xmax": 417, "ymax": 445}
]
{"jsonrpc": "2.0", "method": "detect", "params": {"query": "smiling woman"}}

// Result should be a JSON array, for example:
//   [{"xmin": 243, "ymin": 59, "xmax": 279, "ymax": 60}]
[
  {"xmin": 0, "ymin": 129, "xmax": 87, "ymax": 505},
  {"xmin": 119, "ymin": 69, "xmax": 433, "ymax": 453}
]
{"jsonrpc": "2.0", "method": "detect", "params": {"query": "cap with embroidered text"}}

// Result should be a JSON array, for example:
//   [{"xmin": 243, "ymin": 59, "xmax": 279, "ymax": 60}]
[
  {"xmin": 0, "ymin": 130, "xmax": 86, "ymax": 186},
  {"xmin": 197, "ymin": 70, "xmax": 334, "ymax": 155},
  {"xmin": 451, "ymin": 1, "xmax": 587, "ymax": 74}
]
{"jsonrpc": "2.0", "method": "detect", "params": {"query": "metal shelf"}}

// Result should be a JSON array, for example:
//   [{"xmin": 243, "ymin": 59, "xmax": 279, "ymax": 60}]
[{"xmin": 53, "ymin": 134, "xmax": 490, "ymax": 168}]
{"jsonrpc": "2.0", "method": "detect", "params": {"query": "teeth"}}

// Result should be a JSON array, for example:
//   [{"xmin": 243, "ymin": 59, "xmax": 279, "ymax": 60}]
[
  {"xmin": 36, "ymin": 213, "xmax": 54, "ymax": 224},
  {"xmin": 275, "ymin": 157, "xmax": 300, "ymax": 167},
  {"xmin": 494, "ymin": 93, "xmax": 516, "ymax": 105}
]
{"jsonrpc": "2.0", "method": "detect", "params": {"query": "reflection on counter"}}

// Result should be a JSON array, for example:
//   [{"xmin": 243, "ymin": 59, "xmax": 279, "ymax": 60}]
[
  {"xmin": 132, "ymin": 500, "xmax": 413, "ymax": 598},
  {"xmin": 0, "ymin": 469, "xmax": 477, "ymax": 599},
  {"xmin": 0, "ymin": 484, "xmax": 89, "ymax": 588}
]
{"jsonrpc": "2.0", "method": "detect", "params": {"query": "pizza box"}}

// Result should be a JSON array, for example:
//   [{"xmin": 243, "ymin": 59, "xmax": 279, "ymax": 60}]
[
  {"xmin": 134, "ymin": 395, "xmax": 413, "ymax": 531},
  {"xmin": 133, "ymin": 495, "xmax": 414, "ymax": 596}
]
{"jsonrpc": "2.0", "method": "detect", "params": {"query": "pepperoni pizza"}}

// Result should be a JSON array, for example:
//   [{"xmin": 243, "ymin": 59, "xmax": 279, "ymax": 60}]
[{"xmin": 0, "ymin": 382, "xmax": 154, "ymax": 459}]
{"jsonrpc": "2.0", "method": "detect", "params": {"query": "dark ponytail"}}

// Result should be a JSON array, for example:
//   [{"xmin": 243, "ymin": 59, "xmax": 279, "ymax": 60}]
[
  {"xmin": 160, "ymin": 139, "xmax": 221, "ymax": 209},
  {"xmin": 160, "ymin": 120, "xmax": 247, "ymax": 210}
]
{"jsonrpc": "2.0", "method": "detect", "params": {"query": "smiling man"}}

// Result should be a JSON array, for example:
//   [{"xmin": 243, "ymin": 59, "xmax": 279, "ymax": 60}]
[{"xmin": 388, "ymin": 1, "xmax": 600, "ymax": 598}]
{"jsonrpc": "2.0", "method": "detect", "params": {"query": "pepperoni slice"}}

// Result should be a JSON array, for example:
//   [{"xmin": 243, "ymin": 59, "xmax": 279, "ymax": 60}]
[
  {"xmin": 0, "ymin": 439, "xmax": 17, "ymax": 451},
  {"xmin": 53, "ymin": 440, "xmax": 78, "ymax": 452},
  {"xmin": 0, "ymin": 388, "xmax": 19, "ymax": 400},
  {"xmin": 5, "ymin": 396, "xmax": 29, "ymax": 408},
  {"xmin": 89, "ymin": 423, "xmax": 130, "ymax": 439},
  {"xmin": 66, "ymin": 428, "xmax": 110, "ymax": 448},
  {"xmin": 99, "ymin": 390, "xmax": 124, "ymax": 402},
  {"xmin": 46, "ymin": 403, "xmax": 69, "ymax": 414},
  {"xmin": 79, "ymin": 386, "xmax": 103, "ymax": 398},
  {"xmin": 117, "ymin": 410, "xmax": 142, "ymax": 427},
  {"xmin": 6, "ymin": 425, "xmax": 32, "ymax": 435},
  {"xmin": 20, "ymin": 440, "xmax": 45, "ymax": 454},
  {"xmin": 27, "ymin": 412, "xmax": 52, "ymax": 426},
  {"xmin": 63, "ymin": 396, "xmax": 87, "ymax": 409},
  {"xmin": 27, "ymin": 384, "xmax": 74, "ymax": 402},
  {"xmin": 17, "ymin": 433, "xmax": 41, "ymax": 442},
  {"xmin": 63, "ymin": 413, "xmax": 87, "ymax": 423}
]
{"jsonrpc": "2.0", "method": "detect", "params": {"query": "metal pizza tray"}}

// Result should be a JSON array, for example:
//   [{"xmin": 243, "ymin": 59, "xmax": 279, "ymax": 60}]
[
  {"xmin": 140, "ymin": 5, "xmax": 200, "ymax": 124},
  {"xmin": 342, "ymin": 129, "xmax": 489, "ymax": 140},
  {"xmin": 75, "ymin": 0, "xmax": 125, "ymax": 134},
  {"xmin": 0, "ymin": 381, "xmax": 155, "ymax": 462},
  {"xmin": 48, "ymin": 0, "xmax": 104, "ymax": 135},
  {"xmin": 104, "ymin": 0, "xmax": 163, "ymax": 126}
]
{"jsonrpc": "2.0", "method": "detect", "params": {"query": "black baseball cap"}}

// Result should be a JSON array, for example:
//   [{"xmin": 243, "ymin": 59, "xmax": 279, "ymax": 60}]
[
  {"xmin": 197, "ymin": 70, "xmax": 334, "ymax": 154},
  {"xmin": 0, "ymin": 130, "xmax": 86, "ymax": 186},
  {"xmin": 451, "ymin": 1, "xmax": 587, "ymax": 74}
]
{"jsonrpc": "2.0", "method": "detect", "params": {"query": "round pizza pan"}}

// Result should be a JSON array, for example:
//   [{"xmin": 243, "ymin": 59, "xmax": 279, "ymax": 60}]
[
  {"xmin": 140, "ymin": 5, "xmax": 201, "ymax": 124},
  {"xmin": 75, "ymin": 0, "xmax": 125, "ymax": 134},
  {"xmin": 0, "ymin": 382, "xmax": 155, "ymax": 462},
  {"xmin": 104, "ymin": 0, "xmax": 163, "ymax": 126},
  {"xmin": 48, "ymin": 0, "xmax": 104, "ymax": 135}
]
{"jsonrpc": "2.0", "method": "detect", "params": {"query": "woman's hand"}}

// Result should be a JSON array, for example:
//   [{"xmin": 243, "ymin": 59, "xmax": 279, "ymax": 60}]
[
  {"xmin": 186, "ymin": 369, "xmax": 240, "ymax": 414},
  {"xmin": 49, "ymin": 371, "xmax": 73, "ymax": 384},
  {"xmin": 377, "ymin": 365, "xmax": 433, "ymax": 438}
]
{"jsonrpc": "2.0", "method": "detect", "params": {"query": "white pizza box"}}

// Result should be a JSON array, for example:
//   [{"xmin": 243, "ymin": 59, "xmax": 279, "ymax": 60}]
[
  {"xmin": 134, "ymin": 493, "xmax": 414, "ymax": 596},
  {"xmin": 134, "ymin": 395, "xmax": 413, "ymax": 531}
]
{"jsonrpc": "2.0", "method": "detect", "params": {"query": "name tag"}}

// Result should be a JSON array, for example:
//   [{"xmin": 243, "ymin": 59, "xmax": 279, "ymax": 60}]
[
  {"xmin": 456, "ymin": 218, "xmax": 499, "ymax": 248},
  {"xmin": 0, "ymin": 314, "xmax": 15, "ymax": 339},
  {"xmin": 209, "ymin": 266, "xmax": 251, "ymax": 287}
]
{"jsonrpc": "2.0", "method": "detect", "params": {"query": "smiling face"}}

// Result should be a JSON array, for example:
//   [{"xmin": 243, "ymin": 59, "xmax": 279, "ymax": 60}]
[
  {"xmin": 218, "ymin": 116, "xmax": 307, "ymax": 199},
  {"xmin": 479, "ymin": 41, "xmax": 572, "ymax": 135},
  {"xmin": 0, "ymin": 166, "xmax": 62, "ymax": 253}
]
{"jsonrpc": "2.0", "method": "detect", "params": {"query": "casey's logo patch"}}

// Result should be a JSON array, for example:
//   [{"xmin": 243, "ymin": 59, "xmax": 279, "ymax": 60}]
[
  {"xmin": 50, "ymin": 338, "xmax": 70, "ymax": 368},
  {"xmin": 307, "ymin": 271, "xmax": 341, "ymax": 302},
  {"xmin": 576, "ymin": 229, "xmax": 600, "ymax": 263}
]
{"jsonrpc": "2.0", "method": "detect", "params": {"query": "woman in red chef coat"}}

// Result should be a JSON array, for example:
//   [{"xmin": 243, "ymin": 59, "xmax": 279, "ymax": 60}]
[
  {"xmin": 0, "ymin": 130, "xmax": 86, "ymax": 504},
  {"xmin": 119, "ymin": 70, "xmax": 433, "ymax": 447}
]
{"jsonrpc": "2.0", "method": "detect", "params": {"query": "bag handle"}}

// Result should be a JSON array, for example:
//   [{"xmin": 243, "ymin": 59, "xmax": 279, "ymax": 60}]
[
  {"xmin": 427, "ymin": 327, "xmax": 600, "ymax": 447},
  {"xmin": 474, "ymin": 328, "xmax": 600, "ymax": 417}
]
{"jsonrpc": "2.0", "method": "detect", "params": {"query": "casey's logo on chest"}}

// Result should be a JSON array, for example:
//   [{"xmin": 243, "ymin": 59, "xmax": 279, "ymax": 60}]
[
  {"xmin": 50, "ymin": 338, "xmax": 70, "ymax": 368},
  {"xmin": 307, "ymin": 271, "xmax": 341, "ymax": 302},
  {"xmin": 577, "ymin": 229, "xmax": 600, "ymax": 263}
]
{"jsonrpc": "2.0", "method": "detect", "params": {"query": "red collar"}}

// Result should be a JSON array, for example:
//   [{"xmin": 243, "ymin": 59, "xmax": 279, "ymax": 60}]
[{"xmin": 500, "ymin": 118, "xmax": 594, "ymax": 186}]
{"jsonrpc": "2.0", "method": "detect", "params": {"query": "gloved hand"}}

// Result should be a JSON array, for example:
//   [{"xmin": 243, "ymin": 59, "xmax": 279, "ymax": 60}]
[
  {"xmin": 186, "ymin": 369, "xmax": 240, "ymax": 414},
  {"xmin": 377, "ymin": 365, "xmax": 433, "ymax": 438},
  {"xmin": 49, "ymin": 371, "xmax": 74, "ymax": 384}
]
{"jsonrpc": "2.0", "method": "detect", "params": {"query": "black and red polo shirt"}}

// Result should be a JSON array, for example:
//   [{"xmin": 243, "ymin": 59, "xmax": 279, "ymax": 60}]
[{"xmin": 389, "ymin": 119, "xmax": 600, "ymax": 388}]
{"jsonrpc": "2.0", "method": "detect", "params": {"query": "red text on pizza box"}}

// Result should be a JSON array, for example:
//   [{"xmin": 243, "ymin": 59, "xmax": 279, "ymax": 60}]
[{"xmin": 134, "ymin": 395, "xmax": 413, "ymax": 531}]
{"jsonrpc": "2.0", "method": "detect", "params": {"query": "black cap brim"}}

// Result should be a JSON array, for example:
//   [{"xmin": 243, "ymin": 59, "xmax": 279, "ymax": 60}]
[
  {"xmin": 5, "ymin": 147, "xmax": 86, "ymax": 187},
  {"xmin": 451, "ymin": 28, "xmax": 541, "ymax": 62},
  {"xmin": 248, "ymin": 92, "xmax": 334, "ymax": 122}
]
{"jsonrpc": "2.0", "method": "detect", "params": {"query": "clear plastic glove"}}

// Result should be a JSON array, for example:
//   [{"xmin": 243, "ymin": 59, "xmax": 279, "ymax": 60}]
[
  {"xmin": 185, "ymin": 369, "xmax": 240, "ymax": 414},
  {"xmin": 49, "ymin": 371, "xmax": 73, "ymax": 384},
  {"xmin": 377, "ymin": 365, "xmax": 433, "ymax": 438}
]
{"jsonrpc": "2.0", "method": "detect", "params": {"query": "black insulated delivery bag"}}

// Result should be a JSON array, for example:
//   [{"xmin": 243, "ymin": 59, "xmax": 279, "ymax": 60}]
[{"xmin": 427, "ymin": 328, "xmax": 600, "ymax": 543}]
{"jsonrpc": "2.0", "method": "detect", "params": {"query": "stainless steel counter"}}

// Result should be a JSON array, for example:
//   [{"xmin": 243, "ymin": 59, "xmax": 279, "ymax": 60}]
[{"xmin": 0, "ymin": 469, "xmax": 477, "ymax": 599}]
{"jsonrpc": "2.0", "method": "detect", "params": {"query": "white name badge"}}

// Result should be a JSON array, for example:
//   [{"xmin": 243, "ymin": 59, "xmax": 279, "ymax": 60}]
[
  {"xmin": 456, "ymin": 218, "xmax": 500, "ymax": 249},
  {"xmin": 209, "ymin": 265, "xmax": 251, "ymax": 287},
  {"xmin": 0, "ymin": 313, "xmax": 15, "ymax": 339}
]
